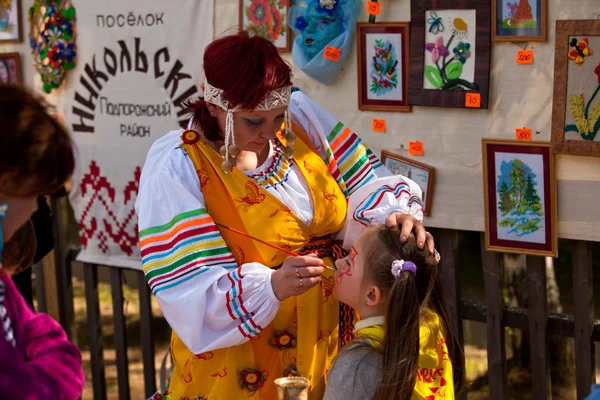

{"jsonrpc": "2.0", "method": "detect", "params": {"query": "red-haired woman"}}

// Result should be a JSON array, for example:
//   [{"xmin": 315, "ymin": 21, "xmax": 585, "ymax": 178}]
[{"xmin": 136, "ymin": 31, "xmax": 435, "ymax": 399}]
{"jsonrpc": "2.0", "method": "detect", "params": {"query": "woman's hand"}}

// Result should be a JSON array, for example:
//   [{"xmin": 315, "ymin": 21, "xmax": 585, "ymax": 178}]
[
  {"xmin": 270, "ymin": 254, "xmax": 325, "ymax": 301},
  {"xmin": 385, "ymin": 212, "xmax": 435, "ymax": 255}
]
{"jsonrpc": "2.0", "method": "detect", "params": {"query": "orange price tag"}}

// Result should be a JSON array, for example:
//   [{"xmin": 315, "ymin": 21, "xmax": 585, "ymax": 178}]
[
  {"xmin": 372, "ymin": 118, "xmax": 386, "ymax": 132},
  {"xmin": 408, "ymin": 142, "xmax": 424, "ymax": 156},
  {"xmin": 465, "ymin": 93, "xmax": 481, "ymax": 108},
  {"xmin": 516, "ymin": 128, "xmax": 532, "ymax": 141},
  {"xmin": 516, "ymin": 50, "xmax": 534, "ymax": 64},
  {"xmin": 367, "ymin": 1, "xmax": 381, "ymax": 15},
  {"xmin": 323, "ymin": 46, "xmax": 342, "ymax": 62}
]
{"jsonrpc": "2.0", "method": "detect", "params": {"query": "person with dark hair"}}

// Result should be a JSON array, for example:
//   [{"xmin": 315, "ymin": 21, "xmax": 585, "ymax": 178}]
[
  {"xmin": 0, "ymin": 83, "xmax": 84, "ymax": 399},
  {"xmin": 136, "ymin": 30, "xmax": 434, "ymax": 399},
  {"xmin": 324, "ymin": 225, "xmax": 465, "ymax": 400}
]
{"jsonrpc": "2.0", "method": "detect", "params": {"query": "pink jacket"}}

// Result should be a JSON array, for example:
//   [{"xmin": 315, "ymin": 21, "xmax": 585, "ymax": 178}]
[{"xmin": 0, "ymin": 271, "xmax": 85, "ymax": 399}]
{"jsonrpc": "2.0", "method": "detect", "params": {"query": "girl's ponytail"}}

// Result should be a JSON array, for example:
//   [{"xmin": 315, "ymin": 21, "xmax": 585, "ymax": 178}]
[{"xmin": 377, "ymin": 270, "xmax": 421, "ymax": 400}]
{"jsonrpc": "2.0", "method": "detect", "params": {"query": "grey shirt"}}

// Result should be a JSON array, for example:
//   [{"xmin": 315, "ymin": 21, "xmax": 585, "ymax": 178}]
[{"xmin": 323, "ymin": 338, "xmax": 383, "ymax": 400}]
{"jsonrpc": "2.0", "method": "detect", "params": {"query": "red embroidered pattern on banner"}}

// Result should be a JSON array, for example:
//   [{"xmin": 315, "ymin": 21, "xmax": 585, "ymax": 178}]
[{"xmin": 79, "ymin": 160, "xmax": 140, "ymax": 256}]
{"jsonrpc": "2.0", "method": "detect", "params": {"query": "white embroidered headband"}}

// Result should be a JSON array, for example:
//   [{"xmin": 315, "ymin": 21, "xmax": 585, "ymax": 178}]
[
  {"xmin": 391, "ymin": 259, "xmax": 417, "ymax": 279},
  {"xmin": 203, "ymin": 79, "xmax": 292, "ymax": 112}
]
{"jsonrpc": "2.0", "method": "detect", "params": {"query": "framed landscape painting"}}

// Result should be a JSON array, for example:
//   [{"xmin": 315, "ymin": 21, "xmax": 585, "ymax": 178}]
[
  {"xmin": 357, "ymin": 22, "xmax": 411, "ymax": 112},
  {"xmin": 408, "ymin": 0, "xmax": 491, "ymax": 109},
  {"xmin": 551, "ymin": 20, "xmax": 600, "ymax": 157},
  {"xmin": 239, "ymin": 0, "xmax": 291, "ymax": 52},
  {"xmin": 492, "ymin": 0, "xmax": 546, "ymax": 41},
  {"xmin": 482, "ymin": 139, "xmax": 557, "ymax": 257},
  {"xmin": 381, "ymin": 150, "xmax": 435, "ymax": 216},
  {"xmin": 0, "ymin": 52, "xmax": 21, "ymax": 85},
  {"xmin": 0, "ymin": 0, "xmax": 22, "ymax": 43}
]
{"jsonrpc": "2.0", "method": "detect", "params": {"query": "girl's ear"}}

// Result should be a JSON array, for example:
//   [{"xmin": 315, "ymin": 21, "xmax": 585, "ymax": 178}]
[{"xmin": 366, "ymin": 284, "xmax": 383, "ymax": 307}]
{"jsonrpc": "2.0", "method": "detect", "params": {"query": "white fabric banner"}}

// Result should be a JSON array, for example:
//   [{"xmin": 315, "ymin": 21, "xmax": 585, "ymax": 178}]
[{"xmin": 64, "ymin": 0, "xmax": 213, "ymax": 269}]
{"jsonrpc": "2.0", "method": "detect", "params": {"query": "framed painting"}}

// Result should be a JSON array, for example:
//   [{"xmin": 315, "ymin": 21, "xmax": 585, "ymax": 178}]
[
  {"xmin": 408, "ymin": 0, "xmax": 491, "ymax": 109},
  {"xmin": 0, "ymin": 0, "xmax": 22, "ymax": 43},
  {"xmin": 492, "ymin": 0, "xmax": 546, "ymax": 41},
  {"xmin": 239, "ymin": 0, "xmax": 291, "ymax": 52},
  {"xmin": 551, "ymin": 20, "xmax": 600, "ymax": 157},
  {"xmin": 357, "ymin": 22, "xmax": 411, "ymax": 112},
  {"xmin": 381, "ymin": 150, "xmax": 435, "ymax": 216},
  {"xmin": 482, "ymin": 139, "xmax": 557, "ymax": 257},
  {"xmin": 0, "ymin": 52, "xmax": 22, "ymax": 85}
]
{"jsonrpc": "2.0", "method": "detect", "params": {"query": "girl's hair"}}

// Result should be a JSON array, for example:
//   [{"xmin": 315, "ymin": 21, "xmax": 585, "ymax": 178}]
[
  {"xmin": 2, "ymin": 219, "xmax": 37, "ymax": 274},
  {"xmin": 184, "ymin": 29, "xmax": 293, "ymax": 141},
  {"xmin": 0, "ymin": 84, "xmax": 74, "ymax": 196},
  {"xmin": 361, "ymin": 225, "xmax": 465, "ymax": 400}
]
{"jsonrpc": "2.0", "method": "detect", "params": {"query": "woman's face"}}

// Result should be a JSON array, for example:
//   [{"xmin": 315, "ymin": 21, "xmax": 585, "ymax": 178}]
[
  {"xmin": 0, "ymin": 194, "xmax": 37, "ymax": 244},
  {"xmin": 209, "ymin": 105, "xmax": 287, "ymax": 153}
]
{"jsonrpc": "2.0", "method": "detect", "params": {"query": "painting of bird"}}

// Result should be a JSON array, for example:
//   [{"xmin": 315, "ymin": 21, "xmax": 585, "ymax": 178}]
[
  {"xmin": 372, "ymin": 56, "xmax": 383, "ymax": 75},
  {"xmin": 386, "ymin": 60, "xmax": 398, "ymax": 79}
]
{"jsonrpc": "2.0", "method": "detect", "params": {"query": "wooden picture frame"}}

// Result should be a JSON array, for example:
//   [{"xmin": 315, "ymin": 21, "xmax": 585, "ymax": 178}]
[
  {"xmin": 239, "ymin": 0, "xmax": 291, "ymax": 52},
  {"xmin": 408, "ymin": 0, "xmax": 491, "ymax": 109},
  {"xmin": 0, "ymin": 0, "xmax": 22, "ymax": 44},
  {"xmin": 551, "ymin": 20, "xmax": 600, "ymax": 157},
  {"xmin": 357, "ymin": 22, "xmax": 411, "ymax": 112},
  {"xmin": 482, "ymin": 139, "xmax": 557, "ymax": 257},
  {"xmin": 0, "ymin": 52, "xmax": 22, "ymax": 85},
  {"xmin": 492, "ymin": 0, "xmax": 547, "ymax": 42},
  {"xmin": 381, "ymin": 150, "xmax": 435, "ymax": 216}
]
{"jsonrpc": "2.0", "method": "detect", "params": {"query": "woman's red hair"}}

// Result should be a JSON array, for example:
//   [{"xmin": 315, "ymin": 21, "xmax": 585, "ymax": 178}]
[{"xmin": 185, "ymin": 30, "xmax": 293, "ymax": 141}]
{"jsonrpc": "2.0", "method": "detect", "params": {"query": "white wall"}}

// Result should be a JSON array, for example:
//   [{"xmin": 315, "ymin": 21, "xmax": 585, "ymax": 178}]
[{"xmin": 3, "ymin": 0, "xmax": 600, "ymax": 242}]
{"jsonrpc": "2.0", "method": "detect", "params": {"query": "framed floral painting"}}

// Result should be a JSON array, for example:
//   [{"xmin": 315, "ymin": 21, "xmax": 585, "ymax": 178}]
[
  {"xmin": 482, "ymin": 139, "xmax": 557, "ymax": 257},
  {"xmin": 381, "ymin": 150, "xmax": 435, "ymax": 216},
  {"xmin": 408, "ymin": 0, "xmax": 491, "ymax": 109},
  {"xmin": 357, "ymin": 23, "xmax": 411, "ymax": 112},
  {"xmin": 239, "ymin": 0, "xmax": 291, "ymax": 52},
  {"xmin": 0, "ymin": 52, "xmax": 21, "ymax": 85},
  {"xmin": 551, "ymin": 20, "xmax": 600, "ymax": 157},
  {"xmin": 0, "ymin": 0, "xmax": 22, "ymax": 43},
  {"xmin": 492, "ymin": 0, "xmax": 546, "ymax": 41}
]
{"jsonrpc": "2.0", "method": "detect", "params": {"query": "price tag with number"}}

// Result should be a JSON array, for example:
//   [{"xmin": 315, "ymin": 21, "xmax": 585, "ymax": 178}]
[
  {"xmin": 516, "ymin": 50, "xmax": 534, "ymax": 64},
  {"xmin": 323, "ymin": 46, "xmax": 342, "ymax": 62},
  {"xmin": 465, "ymin": 93, "xmax": 481, "ymax": 108},
  {"xmin": 372, "ymin": 118, "xmax": 386, "ymax": 132},
  {"xmin": 516, "ymin": 128, "xmax": 532, "ymax": 141},
  {"xmin": 409, "ymin": 142, "xmax": 424, "ymax": 156},
  {"xmin": 367, "ymin": 1, "xmax": 381, "ymax": 15}
]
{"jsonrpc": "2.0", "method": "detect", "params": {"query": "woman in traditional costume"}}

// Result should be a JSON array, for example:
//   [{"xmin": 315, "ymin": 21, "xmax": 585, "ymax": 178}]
[{"xmin": 136, "ymin": 31, "xmax": 434, "ymax": 399}]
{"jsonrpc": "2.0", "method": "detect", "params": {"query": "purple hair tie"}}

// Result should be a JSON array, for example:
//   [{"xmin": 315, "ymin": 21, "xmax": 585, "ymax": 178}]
[{"xmin": 391, "ymin": 260, "xmax": 417, "ymax": 279}]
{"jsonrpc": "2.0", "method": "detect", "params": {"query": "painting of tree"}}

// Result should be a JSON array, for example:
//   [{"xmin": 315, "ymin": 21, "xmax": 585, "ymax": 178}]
[{"xmin": 497, "ymin": 157, "xmax": 543, "ymax": 236}]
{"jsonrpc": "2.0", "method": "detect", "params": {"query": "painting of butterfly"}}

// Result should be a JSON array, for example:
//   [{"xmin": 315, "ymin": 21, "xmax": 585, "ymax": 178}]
[
  {"xmin": 568, "ymin": 37, "xmax": 593, "ymax": 66},
  {"xmin": 505, "ymin": 2, "xmax": 517, "ymax": 18},
  {"xmin": 427, "ymin": 11, "xmax": 444, "ymax": 34}
]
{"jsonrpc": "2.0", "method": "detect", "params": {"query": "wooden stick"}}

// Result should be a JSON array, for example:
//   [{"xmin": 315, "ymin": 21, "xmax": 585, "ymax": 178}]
[{"xmin": 214, "ymin": 222, "xmax": 336, "ymax": 271}]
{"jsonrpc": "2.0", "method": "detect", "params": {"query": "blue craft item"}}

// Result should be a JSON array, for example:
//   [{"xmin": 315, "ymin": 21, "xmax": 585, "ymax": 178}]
[
  {"xmin": 586, "ymin": 385, "xmax": 600, "ymax": 400},
  {"xmin": 289, "ymin": 0, "xmax": 361, "ymax": 85},
  {"xmin": 0, "ymin": 204, "xmax": 7, "ymax": 262}
]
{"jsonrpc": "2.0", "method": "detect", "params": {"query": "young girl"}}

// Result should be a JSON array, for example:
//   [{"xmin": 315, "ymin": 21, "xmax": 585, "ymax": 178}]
[
  {"xmin": 0, "ymin": 84, "xmax": 84, "ymax": 399},
  {"xmin": 324, "ymin": 225, "xmax": 464, "ymax": 400}
]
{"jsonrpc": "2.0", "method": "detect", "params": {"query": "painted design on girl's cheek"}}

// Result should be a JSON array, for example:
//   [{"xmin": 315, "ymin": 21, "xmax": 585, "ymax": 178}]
[{"xmin": 335, "ymin": 256, "xmax": 354, "ymax": 285}]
